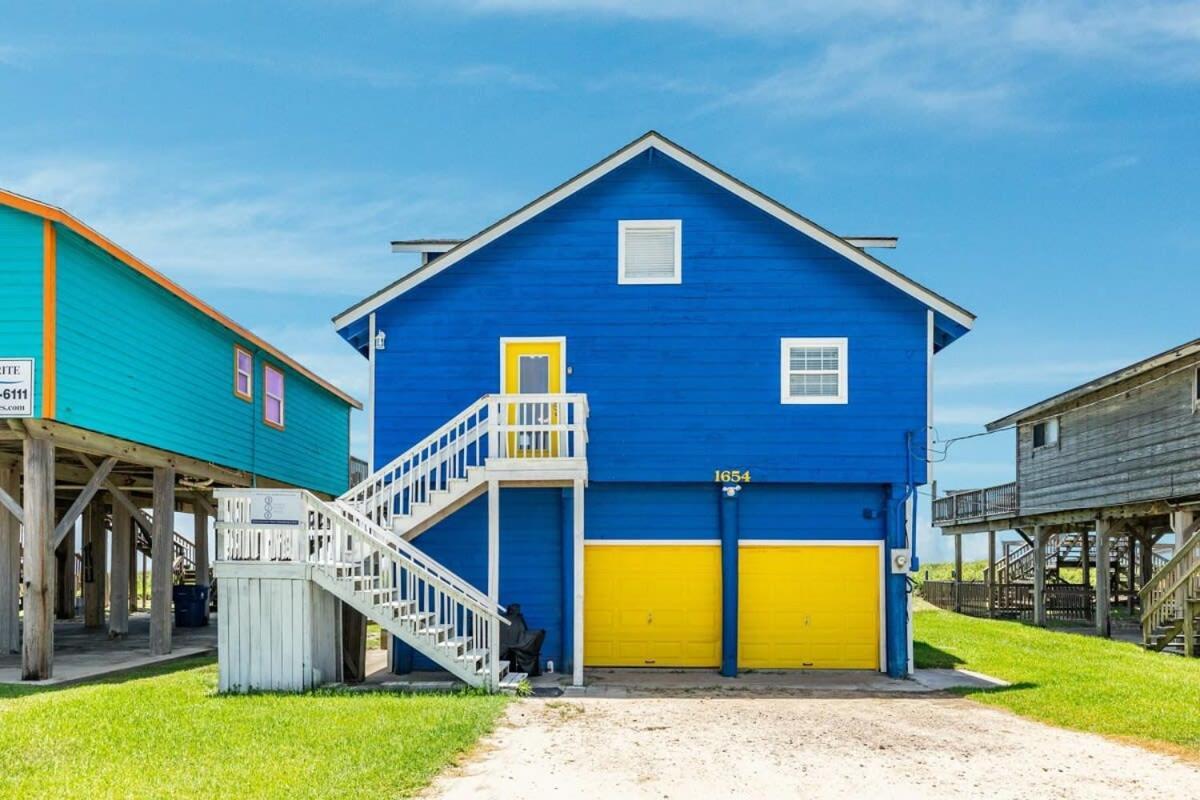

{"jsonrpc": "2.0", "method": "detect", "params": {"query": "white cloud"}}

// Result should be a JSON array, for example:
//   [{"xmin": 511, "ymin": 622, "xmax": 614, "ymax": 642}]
[
  {"xmin": 449, "ymin": 63, "xmax": 557, "ymax": 91},
  {"xmin": 0, "ymin": 154, "xmax": 517, "ymax": 297},
  {"xmin": 933, "ymin": 404, "xmax": 1011, "ymax": 426},
  {"xmin": 447, "ymin": 0, "xmax": 1200, "ymax": 122},
  {"xmin": 934, "ymin": 358, "xmax": 1130, "ymax": 390}
]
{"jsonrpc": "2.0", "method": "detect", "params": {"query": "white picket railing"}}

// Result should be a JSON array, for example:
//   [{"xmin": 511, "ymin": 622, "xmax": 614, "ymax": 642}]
[
  {"xmin": 215, "ymin": 488, "xmax": 510, "ymax": 688},
  {"xmin": 340, "ymin": 393, "xmax": 588, "ymax": 528}
]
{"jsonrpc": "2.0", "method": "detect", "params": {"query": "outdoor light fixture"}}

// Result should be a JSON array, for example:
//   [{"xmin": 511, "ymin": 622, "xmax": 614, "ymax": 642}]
[{"xmin": 373, "ymin": 330, "xmax": 387, "ymax": 351}]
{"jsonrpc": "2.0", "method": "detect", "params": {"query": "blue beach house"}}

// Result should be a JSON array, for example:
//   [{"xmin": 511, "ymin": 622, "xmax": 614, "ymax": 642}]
[{"xmin": 333, "ymin": 132, "xmax": 974, "ymax": 684}]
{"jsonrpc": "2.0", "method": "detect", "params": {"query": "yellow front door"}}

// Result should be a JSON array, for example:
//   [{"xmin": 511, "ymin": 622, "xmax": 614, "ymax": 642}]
[
  {"xmin": 501, "ymin": 339, "xmax": 564, "ymax": 457},
  {"xmin": 739, "ymin": 544, "xmax": 880, "ymax": 670},
  {"xmin": 584, "ymin": 544, "xmax": 722, "ymax": 667}
]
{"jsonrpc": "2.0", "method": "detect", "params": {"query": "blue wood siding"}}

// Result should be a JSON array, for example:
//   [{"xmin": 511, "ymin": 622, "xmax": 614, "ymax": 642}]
[
  {"xmin": 399, "ymin": 488, "xmax": 564, "ymax": 671},
  {"xmin": 738, "ymin": 484, "xmax": 887, "ymax": 540},
  {"xmin": 0, "ymin": 207, "xmax": 43, "ymax": 415},
  {"xmin": 51, "ymin": 225, "xmax": 349, "ymax": 494},
  {"xmin": 370, "ymin": 148, "xmax": 929, "ymax": 486}
]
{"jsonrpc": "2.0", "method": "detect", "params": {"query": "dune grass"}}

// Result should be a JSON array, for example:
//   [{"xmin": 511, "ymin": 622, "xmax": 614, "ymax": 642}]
[
  {"xmin": 914, "ymin": 604, "xmax": 1200, "ymax": 753},
  {"xmin": 0, "ymin": 657, "xmax": 507, "ymax": 799}
]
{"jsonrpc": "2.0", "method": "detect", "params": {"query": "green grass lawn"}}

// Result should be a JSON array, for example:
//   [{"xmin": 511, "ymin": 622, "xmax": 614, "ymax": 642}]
[
  {"xmin": 914, "ymin": 604, "xmax": 1200, "ymax": 754},
  {"xmin": 0, "ymin": 657, "xmax": 507, "ymax": 799}
]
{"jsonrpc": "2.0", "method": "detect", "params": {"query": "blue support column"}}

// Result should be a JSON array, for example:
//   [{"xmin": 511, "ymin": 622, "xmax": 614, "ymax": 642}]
[
  {"xmin": 719, "ymin": 484, "xmax": 740, "ymax": 677},
  {"xmin": 884, "ymin": 483, "xmax": 908, "ymax": 678},
  {"xmin": 560, "ymin": 487, "xmax": 574, "ymax": 674}
]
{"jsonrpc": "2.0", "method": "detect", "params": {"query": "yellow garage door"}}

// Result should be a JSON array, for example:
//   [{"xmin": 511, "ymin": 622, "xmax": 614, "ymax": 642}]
[
  {"xmin": 739, "ymin": 544, "xmax": 880, "ymax": 670},
  {"xmin": 585, "ymin": 544, "xmax": 721, "ymax": 667}
]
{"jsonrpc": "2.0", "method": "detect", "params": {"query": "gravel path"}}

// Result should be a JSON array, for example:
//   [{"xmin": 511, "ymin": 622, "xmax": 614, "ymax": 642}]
[{"xmin": 428, "ymin": 694, "xmax": 1200, "ymax": 799}]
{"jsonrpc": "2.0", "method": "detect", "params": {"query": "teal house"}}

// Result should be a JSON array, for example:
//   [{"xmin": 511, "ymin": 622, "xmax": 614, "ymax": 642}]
[{"xmin": 0, "ymin": 187, "xmax": 359, "ymax": 680}]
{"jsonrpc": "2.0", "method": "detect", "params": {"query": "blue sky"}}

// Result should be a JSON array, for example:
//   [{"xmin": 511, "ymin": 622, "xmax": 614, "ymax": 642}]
[{"xmin": 3, "ymin": 1, "xmax": 1199, "ymax": 561}]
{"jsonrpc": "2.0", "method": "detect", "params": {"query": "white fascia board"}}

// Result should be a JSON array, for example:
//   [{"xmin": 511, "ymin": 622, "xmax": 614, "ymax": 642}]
[{"xmin": 333, "ymin": 133, "xmax": 975, "ymax": 331}]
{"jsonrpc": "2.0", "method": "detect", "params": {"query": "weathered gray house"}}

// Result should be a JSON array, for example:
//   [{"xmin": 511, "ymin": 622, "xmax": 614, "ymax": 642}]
[{"xmin": 933, "ymin": 337, "xmax": 1200, "ymax": 656}]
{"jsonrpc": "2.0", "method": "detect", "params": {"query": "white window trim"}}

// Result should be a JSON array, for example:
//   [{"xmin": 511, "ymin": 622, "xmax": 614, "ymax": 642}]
[
  {"xmin": 264, "ymin": 363, "xmax": 286, "ymax": 429},
  {"xmin": 780, "ymin": 337, "xmax": 849, "ymax": 405},
  {"xmin": 617, "ymin": 219, "xmax": 682, "ymax": 285}
]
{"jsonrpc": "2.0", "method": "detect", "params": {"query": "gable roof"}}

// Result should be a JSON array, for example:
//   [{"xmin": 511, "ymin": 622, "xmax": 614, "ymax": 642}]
[
  {"xmin": 333, "ymin": 131, "xmax": 975, "ymax": 334},
  {"xmin": 0, "ymin": 187, "xmax": 361, "ymax": 409},
  {"xmin": 986, "ymin": 337, "xmax": 1200, "ymax": 430}
]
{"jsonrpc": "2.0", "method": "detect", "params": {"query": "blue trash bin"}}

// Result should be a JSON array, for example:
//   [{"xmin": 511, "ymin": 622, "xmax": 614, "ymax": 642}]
[{"xmin": 173, "ymin": 585, "xmax": 210, "ymax": 627}]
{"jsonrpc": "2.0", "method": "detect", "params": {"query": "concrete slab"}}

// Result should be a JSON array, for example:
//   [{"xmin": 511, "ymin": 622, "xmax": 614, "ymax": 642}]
[
  {"xmin": 0, "ymin": 613, "xmax": 216, "ymax": 686},
  {"xmin": 547, "ymin": 667, "xmax": 1009, "ymax": 696}
]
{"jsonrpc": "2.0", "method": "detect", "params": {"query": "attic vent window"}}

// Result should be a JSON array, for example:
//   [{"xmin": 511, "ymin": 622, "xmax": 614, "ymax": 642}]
[
  {"xmin": 618, "ymin": 220, "xmax": 681, "ymax": 284},
  {"xmin": 781, "ymin": 338, "xmax": 848, "ymax": 405}
]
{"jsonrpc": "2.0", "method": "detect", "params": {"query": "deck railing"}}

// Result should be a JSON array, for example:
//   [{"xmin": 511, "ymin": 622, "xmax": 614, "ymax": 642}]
[
  {"xmin": 1140, "ymin": 527, "xmax": 1200, "ymax": 642},
  {"xmin": 921, "ymin": 580, "xmax": 1090, "ymax": 622},
  {"xmin": 933, "ymin": 482, "xmax": 1018, "ymax": 526},
  {"xmin": 340, "ymin": 393, "xmax": 588, "ymax": 529}
]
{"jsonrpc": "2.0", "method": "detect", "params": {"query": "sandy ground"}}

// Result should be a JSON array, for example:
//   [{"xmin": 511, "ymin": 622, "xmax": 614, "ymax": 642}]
[{"xmin": 427, "ymin": 694, "xmax": 1200, "ymax": 799}]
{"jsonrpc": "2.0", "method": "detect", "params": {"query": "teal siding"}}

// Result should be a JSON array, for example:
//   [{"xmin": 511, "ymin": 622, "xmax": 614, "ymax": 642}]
[
  {"xmin": 53, "ymin": 225, "xmax": 349, "ymax": 494},
  {"xmin": 0, "ymin": 206, "xmax": 43, "ymax": 415}
]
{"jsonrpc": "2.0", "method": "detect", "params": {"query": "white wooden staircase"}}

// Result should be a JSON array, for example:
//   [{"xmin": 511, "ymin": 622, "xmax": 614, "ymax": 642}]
[{"xmin": 217, "ymin": 393, "xmax": 588, "ymax": 691}]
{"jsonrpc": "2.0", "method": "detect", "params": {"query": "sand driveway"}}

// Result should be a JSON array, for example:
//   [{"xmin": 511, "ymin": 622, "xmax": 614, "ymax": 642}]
[{"xmin": 428, "ymin": 693, "xmax": 1200, "ymax": 799}]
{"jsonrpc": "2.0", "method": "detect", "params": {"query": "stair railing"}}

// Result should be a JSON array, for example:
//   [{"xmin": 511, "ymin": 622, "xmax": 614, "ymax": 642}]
[
  {"xmin": 1140, "ymin": 527, "xmax": 1200, "ymax": 642},
  {"xmin": 341, "ymin": 393, "xmax": 590, "ymax": 528},
  {"xmin": 340, "ymin": 396, "xmax": 492, "ymax": 527},
  {"xmin": 216, "ymin": 489, "xmax": 510, "ymax": 688}
]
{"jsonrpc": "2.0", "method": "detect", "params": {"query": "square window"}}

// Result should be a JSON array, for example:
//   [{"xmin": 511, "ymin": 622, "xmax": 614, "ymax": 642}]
[
  {"xmin": 781, "ymin": 338, "xmax": 848, "ymax": 404},
  {"xmin": 264, "ymin": 364, "xmax": 285, "ymax": 429},
  {"xmin": 1032, "ymin": 418, "xmax": 1059, "ymax": 449},
  {"xmin": 618, "ymin": 220, "xmax": 681, "ymax": 284},
  {"xmin": 234, "ymin": 346, "xmax": 253, "ymax": 401}
]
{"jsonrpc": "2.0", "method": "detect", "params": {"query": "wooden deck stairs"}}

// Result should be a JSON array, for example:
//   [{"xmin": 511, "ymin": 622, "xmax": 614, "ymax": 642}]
[{"xmin": 1140, "ymin": 526, "xmax": 1200, "ymax": 657}]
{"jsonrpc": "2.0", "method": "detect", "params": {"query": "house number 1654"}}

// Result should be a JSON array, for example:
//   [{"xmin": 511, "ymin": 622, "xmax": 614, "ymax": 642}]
[{"xmin": 714, "ymin": 470, "xmax": 751, "ymax": 483}]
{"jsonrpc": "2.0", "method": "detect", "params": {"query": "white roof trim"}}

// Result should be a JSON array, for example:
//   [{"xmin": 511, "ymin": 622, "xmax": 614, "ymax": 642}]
[
  {"xmin": 334, "ymin": 132, "xmax": 974, "ymax": 331},
  {"xmin": 844, "ymin": 236, "xmax": 898, "ymax": 249}
]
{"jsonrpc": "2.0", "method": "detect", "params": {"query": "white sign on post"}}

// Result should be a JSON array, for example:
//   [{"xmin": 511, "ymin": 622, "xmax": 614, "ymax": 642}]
[
  {"xmin": 0, "ymin": 359, "xmax": 34, "ymax": 418},
  {"xmin": 249, "ymin": 491, "xmax": 303, "ymax": 526}
]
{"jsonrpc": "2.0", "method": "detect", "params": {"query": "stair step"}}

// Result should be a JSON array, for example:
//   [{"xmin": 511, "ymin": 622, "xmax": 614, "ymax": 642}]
[
  {"xmin": 398, "ymin": 611, "xmax": 435, "ymax": 625},
  {"xmin": 437, "ymin": 636, "xmax": 472, "ymax": 652},
  {"xmin": 478, "ymin": 659, "xmax": 510, "ymax": 677},
  {"xmin": 458, "ymin": 648, "xmax": 487, "ymax": 665},
  {"xmin": 499, "ymin": 672, "xmax": 527, "ymax": 692},
  {"xmin": 422, "ymin": 624, "xmax": 453, "ymax": 638}
]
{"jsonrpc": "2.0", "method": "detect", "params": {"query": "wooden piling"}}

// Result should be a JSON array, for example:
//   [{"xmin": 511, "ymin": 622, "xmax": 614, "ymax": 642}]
[
  {"xmin": 22, "ymin": 436, "xmax": 55, "ymax": 680},
  {"xmin": 82, "ymin": 498, "xmax": 107, "ymax": 629},
  {"xmin": 0, "ymin": 463, "xmax": 20, "ymax": 654},
  {"xmin": 150, "ymin": 467, "xmax": 174, "ymax": 655},
  {"xmin": 109, "ymin": 497, "xmax": 131, "ymax": 638}
]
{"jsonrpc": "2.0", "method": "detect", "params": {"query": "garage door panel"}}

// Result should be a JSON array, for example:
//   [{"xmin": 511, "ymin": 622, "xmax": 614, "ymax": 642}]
[
  {"xmin": 585, "ymin": 544, "xmax": 721, "ymax": 668},
  {"xmin": 738, "ymin": 544, "xmax": 879, "ymax": 670}
]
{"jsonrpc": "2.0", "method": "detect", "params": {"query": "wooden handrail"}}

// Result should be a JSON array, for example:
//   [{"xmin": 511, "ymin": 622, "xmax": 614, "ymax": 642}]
[{"xmin": 1139, "ymin": 522, "xmax": 1200, "ymax": 602}]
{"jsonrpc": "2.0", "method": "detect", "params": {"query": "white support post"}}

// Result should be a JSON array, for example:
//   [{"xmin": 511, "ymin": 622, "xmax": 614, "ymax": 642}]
[
  {"xmin": 109, "ymin": 497, "xmax": 131, "ymax": 638},
  {"xmin": 572, "ymin": 477, "xmax": 584, "ymax": 687},
  {"xmin": 150, "ymin": 467, "xmax": 175, "ymax": 656},
  {"xmin": 487, "ymin": 479, "xmax": 500, "ymax": 689},
  {"xmin": 22, "ymin": 436, "xmax": 55, "ymax": 680},
  {"xmin": 0, "ymin": 463, "xmax": 20, "ymax": 654},
  {"xmin": 1096, "ymin": 520, "xmax": 1113, "ymax": 637}
]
